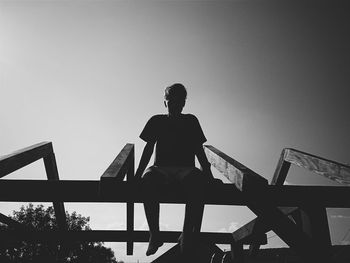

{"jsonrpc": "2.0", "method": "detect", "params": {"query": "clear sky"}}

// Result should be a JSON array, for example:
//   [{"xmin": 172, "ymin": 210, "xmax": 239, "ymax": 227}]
[{"xmin": 1, "ymin": 0, "xmax": 350, "ymax": 262}]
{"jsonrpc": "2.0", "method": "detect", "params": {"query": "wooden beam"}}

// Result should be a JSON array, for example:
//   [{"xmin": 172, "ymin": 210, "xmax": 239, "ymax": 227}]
[
  {"xmin": 43, "ymin": 152, "xmax": 67, "ymax": 231},
  {"xmin": 126, "ymin": 145, "xmax": 135, "ymax": 255},
  {"xmin": 204, "ymin": 145, "xmax": 268, "ymax": 192},
  {"xmin": 271, "ymin": 148, "xmax": 291, "ymax": 185},
  {"xmin": 231, "ymin": 207, "xmax": 298, "ymax": 244},
  {"xmin": 284, "ymin": 148, "xmax": 350, "ymax": 185},
  {"xmin": 246, "ymin": 200, "xmax": 317, "ymax": 262},
  {"xmin": 0, "ymin": 230, "xmax": 236, "ymax": 244},
  {"xmin": 242, "ymin": 149, "xmax": 292, "ymax": 255},
  {"xmin": 1, "ymin": 180, "xmax": 350, "ymax": 207},
  {"xmin": 100, "ymin": 144, "xmax": 134, "ymax": 182},
  {"xmin": 294, "ymin": 205, "xmax": 332, "ymax": 260},
  {"xmin": 0, "ymin": 142, "xmax": 52, "ymax": 178}
]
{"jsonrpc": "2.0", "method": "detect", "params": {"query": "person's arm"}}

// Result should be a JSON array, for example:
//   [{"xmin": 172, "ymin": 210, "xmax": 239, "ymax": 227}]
[
  {"xmin": 195, "ymin": 145, "xmax": 215, "ymax": 181},
  {"xmin": 135, "ymin": 141, "xmax": 155, "ymax": 180}
]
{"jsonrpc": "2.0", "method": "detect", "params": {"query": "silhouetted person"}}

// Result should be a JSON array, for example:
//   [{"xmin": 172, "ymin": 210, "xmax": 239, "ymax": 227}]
[{"xmin": 135, "ymin": 83, "xmax": 215, "ymax": 256}]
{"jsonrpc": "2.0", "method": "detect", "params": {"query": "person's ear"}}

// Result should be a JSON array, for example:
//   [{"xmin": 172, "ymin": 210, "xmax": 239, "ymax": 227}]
[{"xmin": 164, "ymin": 100, "xmax": 167, "ymax": 108}]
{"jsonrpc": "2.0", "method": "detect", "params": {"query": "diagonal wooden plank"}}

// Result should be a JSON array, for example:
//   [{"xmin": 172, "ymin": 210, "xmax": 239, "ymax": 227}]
[
  {"xmin": 204, "ymin": 145, "xmax": 268, "ymax": 191},
  {"xmin": 100, "ymin": 144, "xmax": 134, "ymax": 182},
  {"xmin": 246, "ymin": 196, "xmax": 325, "ymax": 262},
  {"xmin": 234, "ymin": 147, "xmax": 294, "ymax": 256},
  {"xmin": 232, "ymin": 206, "xmax": 298, "ymax": 243},
  {"xmin": 0, "ymin": 142, "xmax": 52, "ymax": 178},
  {"xmin": 284, "ymin": 148, "xmax": 350, "ymax": 185}
]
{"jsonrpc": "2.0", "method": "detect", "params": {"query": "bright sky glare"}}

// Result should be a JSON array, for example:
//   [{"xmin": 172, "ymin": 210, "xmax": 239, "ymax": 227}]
[{"xmin": 1, "ymin": 0, "xmax": 350, "ymax": 262}]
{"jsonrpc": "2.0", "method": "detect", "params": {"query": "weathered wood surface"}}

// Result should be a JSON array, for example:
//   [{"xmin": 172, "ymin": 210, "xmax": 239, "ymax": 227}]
[
  {"xmin": 284, "ymin": 148, "xmax": 350, "ymax": 185},
  {"xmin": 100, "ymin": 144, "xmax": 134, "ymax": 181},
  {"xmin": 1, "ymin": 180, "xmax": 350, "ymax": 207},
  {"xmin": 204, "ymin": 145, "xmax": 268, "ymax": 191},
  {"xmin": 0, "ymin": 142, "xmax": 52, "ymax": 178}
]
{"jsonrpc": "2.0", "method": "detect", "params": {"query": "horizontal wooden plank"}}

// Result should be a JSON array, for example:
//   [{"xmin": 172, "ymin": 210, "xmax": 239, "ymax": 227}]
[
  {"xmin": 100, "ymin": 144, "xmax": 134, "ymax": 182},
  {"xmin": 0, "ymin": 180, "xmax": 349, "ymax": 207},
  {"xmin": 0, "ymin": 142, "xmax": 53, "ymax": 178},
  {"xmin": 0, "ymin": 180, "xmax": 245, "ymax": 205},
  {"xmin": 284, "ymin": 148, "xmax": 350, "ymax": 185},
  {"xmin": 0, "ymin": 230, "xmax": 235, "ymax": 244},
  {"xmin": 204, "ymin": 145, "xmax": 268, "ymax": 191},
  {"xmin": 232, "ymin": 207, "xmax": 298, "ymax": 243}
]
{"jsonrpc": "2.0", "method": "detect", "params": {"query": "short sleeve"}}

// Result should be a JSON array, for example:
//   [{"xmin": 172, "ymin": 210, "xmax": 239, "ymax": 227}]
[
  {"xmin": 139, "ymin": 115, "xmax": 158, "ymax": 143},
  {"xmin": 192, "ymin": 115, "xmax": 207, "ymax": 145}
]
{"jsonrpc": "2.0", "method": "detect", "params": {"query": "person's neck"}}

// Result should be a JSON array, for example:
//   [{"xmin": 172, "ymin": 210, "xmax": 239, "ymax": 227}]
[{"xmin": 167, "ymin": 112, "xmax": 182, "ymax": 118}]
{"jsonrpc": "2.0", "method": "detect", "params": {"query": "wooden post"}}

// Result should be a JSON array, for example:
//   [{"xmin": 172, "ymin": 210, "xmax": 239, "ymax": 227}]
[
  {"xmin": 126, "ymin": 145, "xmax": 135, "ymax": 255},
  {"xmin": 230, "ymin": 241, "xmax": 244, "ymax": 263},
  {"xmin": 99, "ymin": 143, "xmax": 135, "ymax": 255},
  {"xmin": 271, "ymin": 149, "xmax": 291, "ymax": 186},
  {"xmin": 296, "ymin": 205, "xmax": 332, "ymax": 261},
  {"xmin": 43, "ymin": 147, "xmax": 67, "ymax": 231}
]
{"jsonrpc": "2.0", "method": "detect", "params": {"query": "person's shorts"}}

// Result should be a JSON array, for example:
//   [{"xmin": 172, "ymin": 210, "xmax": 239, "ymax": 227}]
[{"xmin": 142, "ymin": 165, "xmax": 202, "ymax": 184}]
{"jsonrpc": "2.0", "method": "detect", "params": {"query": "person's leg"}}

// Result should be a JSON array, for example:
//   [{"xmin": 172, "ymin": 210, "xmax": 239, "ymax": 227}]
[
  {"xmin": 141, "ymin": 166, "xmax": 165, "ymax": 256},
  {"xmin": 180, "ymin": 168, "xmax": 206, "ymax": 254}
]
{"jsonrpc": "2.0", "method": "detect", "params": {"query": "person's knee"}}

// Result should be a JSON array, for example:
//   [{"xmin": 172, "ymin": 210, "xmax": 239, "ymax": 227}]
[
  {"xmin": 183, "ymin": 167, "xmax": 205, "ymax": 186},
  {"xmin": 141, "ymin": 167, "xmax": 165, "ymax": 189}
]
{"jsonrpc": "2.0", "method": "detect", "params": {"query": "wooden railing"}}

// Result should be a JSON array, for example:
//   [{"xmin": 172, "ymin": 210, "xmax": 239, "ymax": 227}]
[
  {"xmin": 0, "ymin": 142, "xmax": 67, "ymax": 231},
  {"xmin": 1, "ymin": 142, "xmax": 349, "ymax": 263},
  {"xmin": 272, "ymin": 148, "xmax": 350, "ymax": 185},
  {"xmin": 229, "ymin": 147, "xmax": 350, "ymax": 262}
]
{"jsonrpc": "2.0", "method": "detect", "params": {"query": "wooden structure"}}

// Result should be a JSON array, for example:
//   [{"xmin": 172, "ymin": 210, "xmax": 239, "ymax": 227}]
[{"xmin": 0, "ymin": 142, "xmax": 350, "ymax": 262}]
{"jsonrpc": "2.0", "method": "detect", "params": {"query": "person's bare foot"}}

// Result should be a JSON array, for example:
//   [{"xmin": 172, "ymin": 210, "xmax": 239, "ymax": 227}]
[{"xmin": 146, "ymin": 235, "xmax": 164, "ymax": 256}]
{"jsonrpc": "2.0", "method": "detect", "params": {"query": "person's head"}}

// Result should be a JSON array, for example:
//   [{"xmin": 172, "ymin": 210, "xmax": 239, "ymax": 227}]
[{"xmin": 164, "ymin": 83, "xmax": 187, "ymax": 116}]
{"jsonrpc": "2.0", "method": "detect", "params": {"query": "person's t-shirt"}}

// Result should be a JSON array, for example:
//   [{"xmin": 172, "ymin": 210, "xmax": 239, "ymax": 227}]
[{"xmin": 140, "ymin": 114, "xmax": 207, "ymax": 167}]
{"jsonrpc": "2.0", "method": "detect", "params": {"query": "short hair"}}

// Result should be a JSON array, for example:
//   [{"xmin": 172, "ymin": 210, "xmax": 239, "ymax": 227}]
[{"xmin": 164, "ymin": 83, "xmax": 187, "ymax": 101}]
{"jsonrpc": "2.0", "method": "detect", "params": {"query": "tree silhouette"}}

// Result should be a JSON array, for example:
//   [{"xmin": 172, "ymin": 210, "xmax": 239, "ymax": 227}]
[{"xmin": 0, "ymin": 203, "xmax": 119, "ymax": 263}]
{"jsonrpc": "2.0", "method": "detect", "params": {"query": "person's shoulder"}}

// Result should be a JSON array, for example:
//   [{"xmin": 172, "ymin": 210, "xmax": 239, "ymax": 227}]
[
  {"xmin": 147, "ymin": 114, "xmax": 167, "ymax": 123},
  {"xmin": 183, "ymin": 113, "xmax": 200, "ymax": 122}
]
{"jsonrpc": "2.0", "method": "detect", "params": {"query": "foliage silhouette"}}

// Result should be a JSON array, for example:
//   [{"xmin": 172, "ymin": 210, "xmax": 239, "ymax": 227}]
[{"xmin": 0, "ymin": 203, "xmax": 119, "ymax": 263}]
